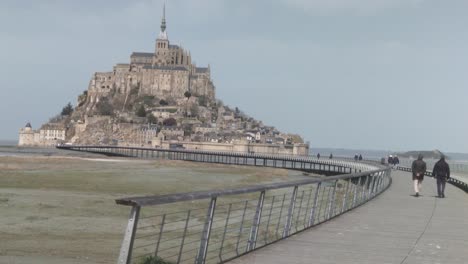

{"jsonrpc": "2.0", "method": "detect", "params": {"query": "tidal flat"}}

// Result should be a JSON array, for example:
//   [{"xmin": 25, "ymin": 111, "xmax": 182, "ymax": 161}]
[{"xmin": 0, "ymin": 152, "xmax": 312, "ymax": 264}]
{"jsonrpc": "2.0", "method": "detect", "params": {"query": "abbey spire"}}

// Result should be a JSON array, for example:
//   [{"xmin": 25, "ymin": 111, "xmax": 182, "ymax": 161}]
[{"xmin": 158, "ymin": 3, "xmax": 168, "ymax": 40}]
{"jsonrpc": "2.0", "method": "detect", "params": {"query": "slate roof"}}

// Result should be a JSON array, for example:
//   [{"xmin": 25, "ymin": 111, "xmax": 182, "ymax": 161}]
[
  {"xmin": 131, "ymin": 52, "xmax": 154, "ymax": 57},
  {"xmin": 142, "ymin": 65, "xmax": 188, "ymax": 71},
  {"xmin": 195, "ymin": 67, "xmax": 209, "ymax": 73}
]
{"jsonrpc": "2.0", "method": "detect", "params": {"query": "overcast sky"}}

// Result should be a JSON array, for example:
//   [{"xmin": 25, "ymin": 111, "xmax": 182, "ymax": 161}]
[{"xmin": 1, "ymin": 0, "xmax": 467, "ymax": 152}]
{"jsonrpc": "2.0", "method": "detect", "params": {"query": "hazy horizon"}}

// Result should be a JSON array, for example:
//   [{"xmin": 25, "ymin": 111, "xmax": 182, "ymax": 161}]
[{"xmin": 2, "ymin": 0, "xmax": 468, "ymax": 152}]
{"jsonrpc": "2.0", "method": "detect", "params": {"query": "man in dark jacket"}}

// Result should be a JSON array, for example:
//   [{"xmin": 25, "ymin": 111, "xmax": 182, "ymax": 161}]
[
  {"xmin": 432, "ymin": 155, "xmax": 450, "ymax": 198},
  {"xmin": 411, "ymin": 154, "xmax": 427, "ymax": 197}
]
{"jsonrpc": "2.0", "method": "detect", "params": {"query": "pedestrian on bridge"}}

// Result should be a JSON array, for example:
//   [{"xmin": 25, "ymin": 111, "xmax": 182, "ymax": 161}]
[
  {"xmin": 317, "ymin": 153, "xmax": 321, "ymax": 159},
  {"xmin": 432, "ymin": 155, "xmax": 450, "ymax": 198},
  {"xmin": 329, "ymin": 153, "xmax": 333, "ymax": 159},
  {"xmin": 411, "ymin": 154, "xmax": 427, "ymax": 197}
]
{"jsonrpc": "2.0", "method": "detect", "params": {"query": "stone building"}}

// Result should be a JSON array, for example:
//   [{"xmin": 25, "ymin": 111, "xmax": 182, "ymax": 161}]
[
  {"xmin": 18, "ymin": 123, "xmax": 66, "ymax": 147},
  {"xmin": 83, "ymin": 5, "xmax": 215, "ymax": 112}
]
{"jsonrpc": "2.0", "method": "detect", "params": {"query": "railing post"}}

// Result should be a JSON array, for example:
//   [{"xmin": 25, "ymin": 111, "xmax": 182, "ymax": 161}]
[
  {"xmin": 247, "ymin": 191, "xmax": 266, "ymax": 251},
  {"xmin": 117, "ymin": 205, "xmax": 140, "ymax": 264},
  {"xmin": 154, "ymin": 214, "xmax": 166, "ymax": 257},
  {"xmin": 177, "ymin": 210, "xmax": 191, "ymax": 264},
  {"xmin": 360, "ymin": 175, "xmax": 369, "ymax": 202},
  {"xmin": 235, "ymin": 200, "xmax": 249, "ymax": 255},
  {"xmin": 195, "ymin": 197, "xmax": 217, "ymax": 264},
  {"xmin": 275, "ymin": 194, "xmax": 287, "ymax": 239},
  {"xmin": 341, "ymin": 179, "xmax": 350, "ymax": 213},
  {"xmin": 327, "ymin": 180, "xmax": 338, "ymax": 219},
  {"xmin": 282, "ymin": 186, "xmax": 298, "ymax": 237},
  {"xmin": 352, "ymin": 177, "xmax": 361, "ymax": 207},
  {"xmin": 219, "ymin": 204, "xmax": 232, "ymax": 262},
  {"xmin": 264, "ymin": 196, "xmax": 276, "ymax": 244},
  {"xmin": 308, "ymin": 182, "xmax": 321, "ymax": 226}
]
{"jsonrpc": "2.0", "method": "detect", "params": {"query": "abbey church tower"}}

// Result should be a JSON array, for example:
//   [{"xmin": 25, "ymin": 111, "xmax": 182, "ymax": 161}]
[{"xmin": 154, "ymin": 4, "xmax": 170, "ymax": 66}]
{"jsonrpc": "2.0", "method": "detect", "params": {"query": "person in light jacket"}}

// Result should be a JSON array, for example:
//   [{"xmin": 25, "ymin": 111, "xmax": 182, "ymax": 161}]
[
  {"xmin": 411, "ymin": 154, "xmax": 426, "ymax": 197},
  {"xmin": 432, "ymin": 155, "xmax": 450, "ymax": 198}
]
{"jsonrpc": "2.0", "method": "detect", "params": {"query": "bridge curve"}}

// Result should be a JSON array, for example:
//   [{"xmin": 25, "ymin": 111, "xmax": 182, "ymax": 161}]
[
  {"xmin": 228, "ymin": 169, "xmax": 468, "ymax": 264},
  {"xmin": 57, "ymin": 145, "xmax": 392, "ymax": 264}
]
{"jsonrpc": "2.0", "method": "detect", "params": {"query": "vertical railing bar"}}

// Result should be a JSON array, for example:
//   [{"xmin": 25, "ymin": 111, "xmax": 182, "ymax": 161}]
[
  {"xmin": 295, "ymin": 190, "xmax": 305, "ymax": 230},
  {"xmin": 195, "ymin": 197, "xmax": 217, "ymax": 264},
  {"xmin": 327, "ymin": 180, "xmax": 338, "ymax": 219},
  {"xmin": 177, "ymin": 210, "xmax": 191, "ymax": 264},
  {"xmin": 341, "ymin": 179, "xmax": 350, "ymax": 213},
  {"xmin": 282, "ymin": 186, "xmax": 298, "ymax": 237},
  {"xmin": 117, "ymin": 205, "xmax": 140, "ymax": 264},
  {"xmin": 264, "ymin": 196, "xmax": 276, "ymax": 244},
  {"xmin": 218, "ymin": 204, "xmax": 232, "ymax": 263},
  {"xmin": 247, "ymin": 191, "xmax": 266, "ymax": 251},
  {"xmin": 275, "ymin": 194, "xmax": 287, "ymax": 239},
  {"xmin": 303, "ymin": 186, "xmax": 315, "ymax": 228},
  {"xmin": 154, "ymin": 214, "xmax": 166, "ymax": 257},
  {"xmin": 308, "ymin": 182, "xmax": 321, "ymax": 226},
  {"xmin": 235, "ymin": 200, "xmax": 249, "ymax": 255}
]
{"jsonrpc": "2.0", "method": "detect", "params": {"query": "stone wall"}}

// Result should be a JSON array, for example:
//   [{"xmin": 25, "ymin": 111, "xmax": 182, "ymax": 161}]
[{"xmin": 157, "ymin": 141, "xmax": 309, "ymax": 156}]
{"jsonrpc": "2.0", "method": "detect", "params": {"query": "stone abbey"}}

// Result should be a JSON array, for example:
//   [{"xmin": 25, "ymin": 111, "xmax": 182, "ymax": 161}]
[
  {"xmin": 84, "ymin": 5, "xmax": 215, "ymax": 112},
  {"xmin": 18, "ymin": 5, "xmax": 309, "ymax": 156}
]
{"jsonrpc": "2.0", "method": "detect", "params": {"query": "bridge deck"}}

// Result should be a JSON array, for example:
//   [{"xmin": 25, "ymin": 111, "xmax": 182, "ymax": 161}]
[{"xmin": 229, "ymin": 170, "xmax": 468, "ymax": 264}]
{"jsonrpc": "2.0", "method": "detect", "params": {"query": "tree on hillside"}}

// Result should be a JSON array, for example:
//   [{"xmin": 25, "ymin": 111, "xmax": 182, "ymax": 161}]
[
  {"xmin": 147, "ymin": 113, "xmax": 157, "ymax": 124},
  {"xmin": 162, "ymin": 117, "xmax": 177, "ymax": 127},
  {"xmin": 61, "ymin": 102, "xmax": 74, "ymax": 116},
  {"xmin": 159, "ymin": 99, "xmax": 168, "ymax": 106},
  {"xmin": 136, "ymin": 105, "xmax": 147, "ymax": 117},
  {"xmin": 96, "ymin": 97, "xmax": 114, "ymax": 116},
  {"xmin": 198, "ymin": 95, "xmax": 207, "ymax": 107}
]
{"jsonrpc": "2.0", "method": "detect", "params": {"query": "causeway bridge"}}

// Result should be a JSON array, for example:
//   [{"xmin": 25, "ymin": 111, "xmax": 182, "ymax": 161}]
[{"xmin": 57, "ymin": 145, "xmax": 468, "ymax": 264}]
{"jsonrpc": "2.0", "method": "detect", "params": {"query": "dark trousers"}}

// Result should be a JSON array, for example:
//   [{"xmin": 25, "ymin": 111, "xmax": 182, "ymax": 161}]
[{"xmin": 436, "ymin": 178, "xmax": 446, "ymax": 196}]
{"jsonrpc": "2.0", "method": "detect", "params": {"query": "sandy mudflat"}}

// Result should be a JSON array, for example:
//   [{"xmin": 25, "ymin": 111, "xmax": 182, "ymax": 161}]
[{"xmin": 0, "ymin": 154, "xmax": 312, "ymax": 264}]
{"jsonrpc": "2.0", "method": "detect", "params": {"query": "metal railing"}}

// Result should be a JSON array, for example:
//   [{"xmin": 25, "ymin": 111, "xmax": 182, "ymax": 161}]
[
  {"xmin": 55, "ymin": 145, "xmax": 391, "ymax": 264},
  {"xmin": 99, "ymin": 148, "xmax": 392, "ymax": 264}
]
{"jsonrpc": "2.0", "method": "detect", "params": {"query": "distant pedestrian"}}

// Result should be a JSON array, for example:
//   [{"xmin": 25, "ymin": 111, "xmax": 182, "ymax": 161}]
[
  {"xmin": 329, "ymin": 153, "xmax": 333, "ymax": 159},
  {"xmin": 411, "ymin": 154, "xmax": 427, "ymax": 197},
  {"xmin": 354, "ymin": 154, "xmax": 358, "ymax": 161},
  {"xmin": 394, "ymin": 156, "xmax": 400, "ymax": 167},
  {"xmin": 388, "ymin": 155, "xmax": 394, "ymax": 167},
  {"xmin": 432, "ymin": 155, "xmax": 450, "ymax": 198},
  {"xmin": 358, "ymin": 154, "xmax": 363, "ymax": 161},
  {"xmin": 317, "ymin": 153, "xmax": 320, "ymax": 159}
]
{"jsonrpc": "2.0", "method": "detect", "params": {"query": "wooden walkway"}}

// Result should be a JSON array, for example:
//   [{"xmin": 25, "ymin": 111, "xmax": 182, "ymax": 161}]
[{"xmin": 229, "ymin": 170, "xmax": 468, "ymax": 264}]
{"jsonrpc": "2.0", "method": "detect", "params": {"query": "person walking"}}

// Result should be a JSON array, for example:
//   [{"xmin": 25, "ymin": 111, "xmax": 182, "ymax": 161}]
[
  {"xmin": 329, "ymin": 153, "xmax": 333, "ymax": 159},
  {"xmin": 388, "ymin": 155, "xmax": 394, "ymax": 167},
  {"xmin": 411, "ymin": 154, "xmax": 427, "ymax": 197},
  {"xmin": 358, "ymin": 154, "xmax": 363, "ymax": 161},
  {"xmin": 432, "ymin": 155, "xmax": 450, "ymax": 198},
  {"xmin": 317, "ymin": 153, "xmax": 320, "ymax": 159}
]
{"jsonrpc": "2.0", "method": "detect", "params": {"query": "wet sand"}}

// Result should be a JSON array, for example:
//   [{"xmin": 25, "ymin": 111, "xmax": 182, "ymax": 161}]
[{"xmin": 0, "ymin": 154, "xmax": 313, "ymax": 264}]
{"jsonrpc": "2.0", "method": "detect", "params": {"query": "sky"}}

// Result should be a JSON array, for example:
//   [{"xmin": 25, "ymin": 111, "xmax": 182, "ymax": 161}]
[{"xmin": 1, "ymin": 0, "xmax": 467, "ymax": 152}]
